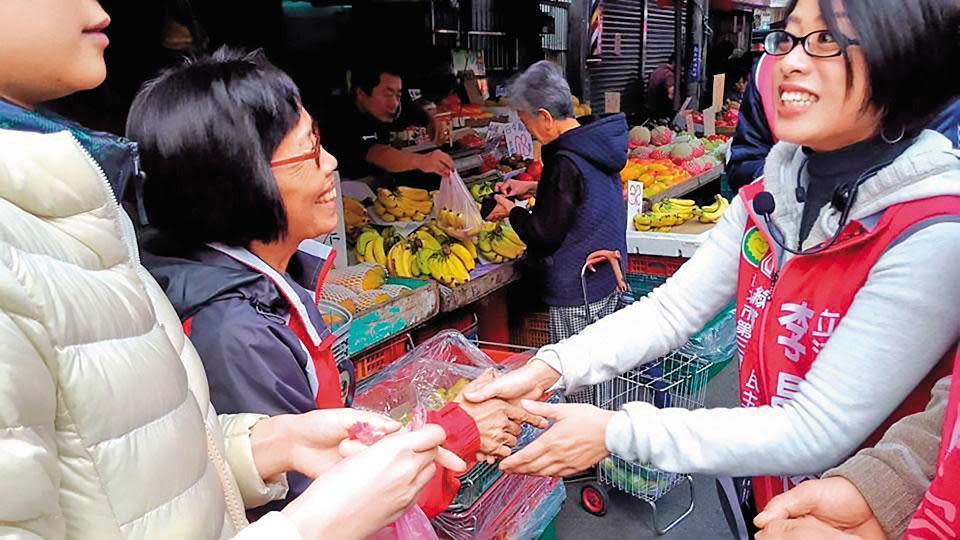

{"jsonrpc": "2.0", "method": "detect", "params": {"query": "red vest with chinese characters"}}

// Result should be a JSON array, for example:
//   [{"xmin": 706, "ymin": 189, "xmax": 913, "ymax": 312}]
[
  {"xmin": 735, "ymin": 181, "xmax": 958, "ymax": 509},
  {"xmin": 906, "ymin": 349, "xmax": 960, "ymax": 540}
]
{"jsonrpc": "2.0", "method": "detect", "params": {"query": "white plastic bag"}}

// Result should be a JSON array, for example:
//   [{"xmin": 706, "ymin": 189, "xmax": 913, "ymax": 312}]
[{"xmin": 434, "ymin": 170, "xmax": 484, "ymax": 239}]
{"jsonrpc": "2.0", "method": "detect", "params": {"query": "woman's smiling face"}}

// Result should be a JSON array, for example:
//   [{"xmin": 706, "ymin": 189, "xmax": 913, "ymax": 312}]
[
  {"xmin": 773, "ymin": 0, "xmax": 882, "ymax": 151},
  {"xmin": 271, "ymin": 109, "xmax": 340, "ymax": 242}
]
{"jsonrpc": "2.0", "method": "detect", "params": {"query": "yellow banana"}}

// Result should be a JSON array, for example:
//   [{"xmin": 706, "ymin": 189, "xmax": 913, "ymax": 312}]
[
  {"xmin": 445, "ymin": 253, "xmax": 471, "ymax": 284},
  {"xmin": 377, "ymin": 189, "xmax": 399, "ymax": 209},
  {"xmin": 461, "ymin": 239, "xmax": 478, "ymax": 260},
  {"xmin": 363, "ymin": 240, "xmax": 376, "ymax": 263},
  {"xmin": 386, "ymin": 243, "xmax": 401, "ymax": 275},
  {"xmin": 412, "ymin": 212, "xmax": 426, "ymax": 221},
  {"xmin": 344, "ymin": 197, "xmax": 366, "ymax": 215},
  {"xmin": 397, "ymin": 186, "xmax": 431, "ymax": 201},
  {"xmin": 427, "ymin": 254, "xmax": 446, "ymax": 282},
  {"xmin": 499, "ymin": 225, "xmax": 526, "ymax": 248},
  {"xmin": 372, "ymin": 236, "xmax": 386, "ymax": 266},
  {"xmin": 415, "ymin": 230, "xmax": 442, "ymax": 251},
  {"xmin": 491, "ymin": 237, "xmax": 522, "ymax": 259},
  {"xmin": 449, "ymin": 243, "xmax": 476, "ymax": 272}
]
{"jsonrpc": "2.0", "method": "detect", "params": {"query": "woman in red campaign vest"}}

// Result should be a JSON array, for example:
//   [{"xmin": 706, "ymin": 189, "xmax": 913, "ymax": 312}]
[
  {"xmin": 466, "ymin": 0, "xmax": 960, "ymax": 531},
  {"xmin": 754, "ymin": 348, "xmax": 960, "ymax": 539}
]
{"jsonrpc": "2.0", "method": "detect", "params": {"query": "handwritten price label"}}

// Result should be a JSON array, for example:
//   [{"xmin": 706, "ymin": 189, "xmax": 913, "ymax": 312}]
[
  {"xmin": 626, "ymin": 180, "xmax": 644, "ymax": 230},
  {"xmin": 506, "ymin": 121, "xmax": 535, "ymax": 159}
]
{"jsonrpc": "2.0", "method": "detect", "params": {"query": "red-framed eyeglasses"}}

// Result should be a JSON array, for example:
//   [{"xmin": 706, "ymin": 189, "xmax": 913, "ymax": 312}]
[{"xmin": 270, "ymin": 121, "xmax": 321, "ymax": 168}]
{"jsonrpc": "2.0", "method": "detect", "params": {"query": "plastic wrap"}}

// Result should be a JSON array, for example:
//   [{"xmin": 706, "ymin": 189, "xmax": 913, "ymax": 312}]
[
  {"xmin": 434, "ymin": 170, "xmax": 484, "ymax": 239},
  {"xmin": 680, "ymin": 302, "xmax": 736, "ymax": 365},
  {"xmin": 356, "ymin": 409, "xmax": 438, "ymax": 540},
  {"xmin": 433, "ymin": 475, "xmax": 564, "ymax": 540},
  {"xmin": 354, "ymin": 331, "xmax": 503, "ymax": 423}
]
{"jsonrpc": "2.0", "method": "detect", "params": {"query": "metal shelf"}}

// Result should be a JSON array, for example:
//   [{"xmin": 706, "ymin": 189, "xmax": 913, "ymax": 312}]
[{"xmin": 644, "ymin": 166, "xmax": 723, "ymax": 210}]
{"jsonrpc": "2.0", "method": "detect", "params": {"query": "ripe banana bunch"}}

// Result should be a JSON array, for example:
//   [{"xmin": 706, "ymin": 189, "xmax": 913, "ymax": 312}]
[
  {"xmin": 698, "ymin": 195, "xmax": 729, "ymax": 223},
  {"xmin": 343, "ymin": 196, "xmax": 370, "ymax": 233},
  {"xmin": 438, "ymin": 207, "xmax": 466, "ymax": 229},
  {"xmin": 478, "ymin": 223, "xmax": 526, "ymax": 262},
  {"xmin": 355, "ymin": 228, "xmax": 386, "ymax": 265},
  {"xmin": 427, "ymin": 245, "xmax": 473, "ymax": 287},
  {"xmin": 386, "ymin": 240, "xmax": 421, "ymax": 278},
  {"xmin": 372, "ymin": 187, "xmax": 433, "ymax": 222},
  {"xmin": 634, "ymin": 199, "xmax": 697, "ymax": 232}
]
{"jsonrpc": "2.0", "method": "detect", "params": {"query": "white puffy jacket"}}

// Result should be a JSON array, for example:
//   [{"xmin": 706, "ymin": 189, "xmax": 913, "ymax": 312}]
[{"xmin": 0, "ymin": 129, "xmax": 298, "ymax": 539}]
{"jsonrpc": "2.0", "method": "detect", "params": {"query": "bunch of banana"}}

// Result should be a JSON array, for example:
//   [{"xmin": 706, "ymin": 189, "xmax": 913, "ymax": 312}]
[
  {"xmin": 477, "ymin": 222, "xmax": 526, "ymax": 262},
  {"xmin": 355, "ymin": 228, "xmax": 386, "ymax": 265},
  {"xmin": 698, "ymin": 195, "xmax": 729, "ymax": 223},
  {"xmin": 438, "ymin": 207, "xmax": 467, "ymax": 229},
  {"xmin": 372, "ymin": 187, "xmax": 433, "ymax": 222},
  {"xmin": 426, "ymin": 246, "xmax": 472, "ymax": 287},
  {"xmin": 343, "ymin": 196, "xmax": 370, "ymax": 233},
  {"xmin": 634, "ymin": 199, "xmax": 697, "ymax": 232},
  {"xmin": 385, "ymin": 240, "xmax": 421, "ymax": 278}
]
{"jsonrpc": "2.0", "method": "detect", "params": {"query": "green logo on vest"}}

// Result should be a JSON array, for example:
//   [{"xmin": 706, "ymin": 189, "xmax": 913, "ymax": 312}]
[{"xmin": 743, "ymin": 227, "xmax": 770, "ymax": 267}]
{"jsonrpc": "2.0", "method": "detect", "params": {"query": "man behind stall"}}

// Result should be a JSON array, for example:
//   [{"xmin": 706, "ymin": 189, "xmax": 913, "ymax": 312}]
[{"xmin": 323, "ymin": 63, "xmax": 454, "ymax": 182}]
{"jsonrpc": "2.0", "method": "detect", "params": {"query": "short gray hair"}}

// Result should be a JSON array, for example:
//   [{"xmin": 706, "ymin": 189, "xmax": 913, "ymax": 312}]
[{"xmin": 507, "ymin": 60, "xmax": 574, "ymax": 120}]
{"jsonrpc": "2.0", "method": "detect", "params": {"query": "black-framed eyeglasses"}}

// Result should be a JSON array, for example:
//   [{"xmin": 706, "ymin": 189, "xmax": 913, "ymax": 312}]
[
  {"xmin": 763, "ymin": 29, "xmax": 859, "ymax": 58},
  {"xmin": 271, "ymin": 121, "xmax": 321, "ymax": 169}
]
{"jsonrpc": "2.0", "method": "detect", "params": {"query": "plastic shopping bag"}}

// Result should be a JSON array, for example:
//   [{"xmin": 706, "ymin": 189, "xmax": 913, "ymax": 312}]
[
  {"xmin": 434, "ymin": 170, "xmax": 484, "ymax": 239},
  {"xmin": 352, "ymin": 406, "xmax": 440, "ymax": 540}
]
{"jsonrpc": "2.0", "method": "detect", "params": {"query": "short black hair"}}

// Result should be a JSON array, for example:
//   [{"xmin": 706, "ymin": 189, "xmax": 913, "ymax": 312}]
[
  {"xmin": 127, "ymin": 47, "xmax": 301, "ymax": 247},
  {"xmin": 786, "ymin": 0, "xmax": 960, "ymax": 132},
  {"xmin": 352, "ymin": 63, "xmax": 402, "ymax": 97}
]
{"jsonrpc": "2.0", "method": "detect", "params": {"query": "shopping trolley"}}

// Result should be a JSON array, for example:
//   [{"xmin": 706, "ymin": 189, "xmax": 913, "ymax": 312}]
[{"xmin": 562, "ymin": 252, "xmax": 711, "ymax": 534}]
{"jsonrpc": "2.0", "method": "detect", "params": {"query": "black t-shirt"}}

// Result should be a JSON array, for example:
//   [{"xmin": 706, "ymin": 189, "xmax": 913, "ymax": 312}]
[
  {"xmin": 322, "ymin": 97, "xmax": 431, "ymax": 180},
  {"xmin": 322, "ymin": 102, "xmax": 393, "ymax": 180}
]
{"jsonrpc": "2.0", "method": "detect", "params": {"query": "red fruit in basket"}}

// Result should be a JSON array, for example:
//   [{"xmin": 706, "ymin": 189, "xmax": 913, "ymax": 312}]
[
  {"xmin": 348, "ymin": 422, "xmax": 387, "ymax": 445},
  {"xmin": 683, "ymin": 160, "xmax": 703, "ymax": 175},
  {"xmin": 526, "ymin": 161, "xmax": 544, "ymax": 181},
  {"xmin": 649, "ymin": 147, "xmax": 669, "ymax": 160},
  {"xmin": 516, "ymin": 172, "xmax": 534, "ymax": 182},
  {"xmin": 651, "ymin": 126, "xmax": 673, "ymax": 146}
]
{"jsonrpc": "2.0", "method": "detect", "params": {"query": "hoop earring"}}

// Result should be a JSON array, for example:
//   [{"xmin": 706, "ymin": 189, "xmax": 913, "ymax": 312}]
[{"xmin": 881, "ymin": 125, "xmax": 905, "ymax": 144}]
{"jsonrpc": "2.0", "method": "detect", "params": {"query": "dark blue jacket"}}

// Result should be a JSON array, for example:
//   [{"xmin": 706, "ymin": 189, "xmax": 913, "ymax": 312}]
[
  {"xmin": 541, "ymin": 114, "xmax": 629, "ymax": 307},
  {"xmin": 141, "ymin": 236, "xmax": 350, "ymax": 516},
  {"xmin": 0, "ymin": 98, "xmax": 143, "ymax": 212},
  {"xmin": 727, "ymin": 64, "xmax": 773, "ymax": 192},
  {"xmin": 727, "ymin": 62, "xmax": 960, "ymax": 192}
]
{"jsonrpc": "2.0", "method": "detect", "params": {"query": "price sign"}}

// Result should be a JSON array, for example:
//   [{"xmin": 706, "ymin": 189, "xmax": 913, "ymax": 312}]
[
  {"xmin": 626, "ymin": 180, "xmax": 644, "ymax": 229},
  {"xmin": 684, "ymin": 111, "xmax": 696, "ymax": 135},
  {"xmin": 604, "ymin": 92, "xmax": 621, "ymax": 113},
  {"xmin": 703, "ymin": 106, "xmax": 717, "ymax": 136},
  {"xmin": 506, "ymin": 120, "xmax": 535, "ymax": 159},
  {"xmin": 713, "ymin": 73, "xmax": 726, "ymax": 111}
]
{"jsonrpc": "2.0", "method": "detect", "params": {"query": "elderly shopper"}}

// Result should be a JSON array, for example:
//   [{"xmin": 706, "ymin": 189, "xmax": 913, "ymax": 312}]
[
  {"xmin": 128, "ymin": 48, "xmax": 541, "ymax": 518},
  {"xmin": 492, "ymin": 60, "xmax": 629, "ymax": 343},
  {"xmin": 0, "ymin": 1, "xmax": 465, "ymax": 538}
]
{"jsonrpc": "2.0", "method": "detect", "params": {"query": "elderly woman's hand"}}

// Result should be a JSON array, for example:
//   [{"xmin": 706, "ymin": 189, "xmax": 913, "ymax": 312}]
[
  {"xmin": 496, "ymin": 179, "xmax": 538, "ymax": 199},
  {"xmin": 454, "ymin": 369, "xmax": 547, "ymax": 463},
  {"xmin": 488, "ymin": 194, "xmax": 517, "ymax": 222}
]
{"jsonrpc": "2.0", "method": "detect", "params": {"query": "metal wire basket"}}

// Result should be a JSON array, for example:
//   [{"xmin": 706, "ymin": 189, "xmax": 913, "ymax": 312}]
[{"xmin": 587, "ymin": 349, "xmax": 710, "ymax": 534}]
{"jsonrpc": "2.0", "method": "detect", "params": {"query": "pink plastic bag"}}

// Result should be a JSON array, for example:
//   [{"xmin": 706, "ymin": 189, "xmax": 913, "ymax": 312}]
[
  {"xmin": 368, "ymin": 504, "xmax": 438, "ymax": 540},
  {"xmin": 350, "ymin": 407, "xmax": 439, "ymax": 540}
]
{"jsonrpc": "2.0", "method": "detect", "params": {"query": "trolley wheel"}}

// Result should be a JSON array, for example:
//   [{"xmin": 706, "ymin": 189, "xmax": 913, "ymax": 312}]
[{"xmin": 580, "ymin": 482, "xmax": 609, "ymax": 516}]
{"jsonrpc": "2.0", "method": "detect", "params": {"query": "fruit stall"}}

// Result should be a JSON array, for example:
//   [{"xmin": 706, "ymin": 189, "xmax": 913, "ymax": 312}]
[{"xmin": 621, "ymin": 124, "xmax": 732, "ymax": 258}]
